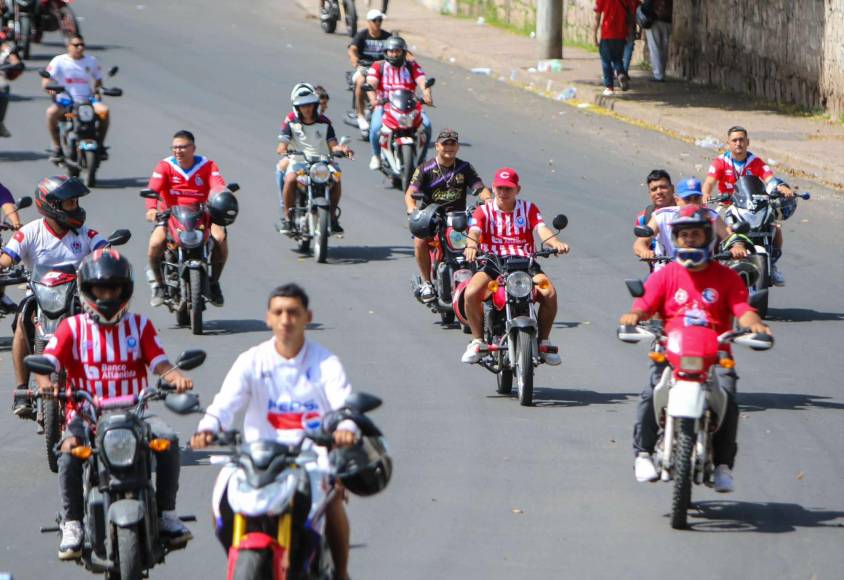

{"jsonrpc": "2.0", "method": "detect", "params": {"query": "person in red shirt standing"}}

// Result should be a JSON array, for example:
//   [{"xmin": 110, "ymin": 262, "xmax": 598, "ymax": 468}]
[
  {"xmin": 619, "ymin": 205, "xmax": 772, "ymax": 492},
  {"xmin": 702, "ymin": 125, "xmax": 795, "ymax": 285},
  {"xmin": 145, "ymin": 130, "xmax": 232, "ymax": 307},
  {"xmin": 35, "ymin": 249, "xmax": 195, "ymax": 559},
  {"xmin": 594, "ymin": 0, "xmax": 637, "ymax": 95}
]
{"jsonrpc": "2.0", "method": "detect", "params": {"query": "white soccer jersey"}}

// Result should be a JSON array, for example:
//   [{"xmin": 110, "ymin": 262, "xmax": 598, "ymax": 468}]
[
  {"xmin": 2, "ymin": 218, "xmax": 107, "ymax": 269},
  {"xmin": 46, "ymin": 54, "xmax": 102, "ymax": 101}
]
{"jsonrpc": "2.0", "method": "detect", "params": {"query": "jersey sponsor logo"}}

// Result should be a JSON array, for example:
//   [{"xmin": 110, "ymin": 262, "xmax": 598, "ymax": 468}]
[
  {"xmin": 85, "ymin": 366, "xmax": 100, "ymax": 380},
  {"xmin": 683, "ymin": 304, "xmax": 709, "ymax": 327},
  {"xmin": 87, "ymin": 229, "xmax": 99, "ymax": 239},
  {"xmin": 516, "ymin": 215, "xmax": 526, "ymax": 228},
  {"xmin": 701, "ymin": 288, "xmax": 719, "ymax": 304},
  {"xmin": 674, "ymin": 289, "xmax": 688, "ymax": 305},
  {"xmin": 268, "ymin": 399, "xmax": 319, "ymax": 413},
  {"xmin": 301, "ymin": 411, "xmax": 323, "ymax": 431}
]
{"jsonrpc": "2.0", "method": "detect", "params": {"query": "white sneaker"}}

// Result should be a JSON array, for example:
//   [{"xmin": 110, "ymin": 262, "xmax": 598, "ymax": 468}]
[
  {"xmin": 357, "ymin": 115, "xmax": 370, "ymax": 132},
  {"xmin": 461, "ymin": 338, "xmax": 484, "ymax": 364},
  {"xmin": 149, "ymin": 283, "xmax": 164, "ymax": 307},
  {"xmin": 58, "ymin": 520, "xmax": 83, "ymax": 560},
  {"xmin": 0, "ymin": 122, "xmax": 11, "ymax": 138},
  {"xmin": 419, "ymin": 281, "xmax": 436, "ymax": 303},
  {"xmin": 159, "ymin": 510, "xmax": 193, "ymax": 546},
  {"xmin": 539, "ymin": 339, "xmax": 561, "ymax": 366},
  {"xmin": 369, "ymin": 155, "xmax": 380, "ymax": 171},
  {"xmin": 634, "ymin": 452, "xmax": 659, "ymax": 482},
  {"xmin": 770, "ymin": 266, "xmax": 785, "ymax": 286},
  {"xmin": 713, "ymin": 464, "xmax": 734, "ymax": 493},
  {"xmin": 602, "ymin": 88, "xmax": 615, "ymax": 97}
]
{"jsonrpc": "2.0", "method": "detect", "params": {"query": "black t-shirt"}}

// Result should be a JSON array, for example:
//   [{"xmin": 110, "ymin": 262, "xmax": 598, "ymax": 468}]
[
  {"xmin": 409, "ymin": 157, "xmax": 484, "ymax": 211},
  {"xmin": 349, "ymin": 29, "xmax": 393, "ymax": 65}
]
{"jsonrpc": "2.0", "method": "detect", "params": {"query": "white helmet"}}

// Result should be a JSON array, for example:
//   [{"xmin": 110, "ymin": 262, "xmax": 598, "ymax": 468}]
[{"xmin": 290, "ymin": 82, "xmax": 320, "ymax": 108}]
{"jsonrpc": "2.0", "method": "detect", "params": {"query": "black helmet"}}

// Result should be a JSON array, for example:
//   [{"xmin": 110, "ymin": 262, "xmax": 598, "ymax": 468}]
[
  {"xmin": 332, "ymin": 435, "xmax": 393, "ymax": 497},
  {"xmin": 408, "ymin": 203, "xmax": 441, "ymax": 239},
  {"xmin": 208, "ymin": 189, "xmax": 239, "ymax": 226},
  {"xmin": 77, "ymin": 248, "xmax": 134, "ymax": 326},
  {"xmin": 383, "ymin": 36, "xmax": 407, "ymax": 67},
  {"xmin": 34, "ymin": 176, "xmax": 89, "ymax": 230}
]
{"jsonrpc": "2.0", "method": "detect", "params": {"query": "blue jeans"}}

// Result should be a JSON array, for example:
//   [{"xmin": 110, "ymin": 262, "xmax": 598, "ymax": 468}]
[
  {"xmin": 623, "ymin": 38, "xmax": 634, "ymax": 75},
  {"xmin": 599, "ymin": 39, "xmax": 626, "ymax": 88},
  {"xmin": 369, "ymin": 106, "xmax": 432, "ymax": 158}
]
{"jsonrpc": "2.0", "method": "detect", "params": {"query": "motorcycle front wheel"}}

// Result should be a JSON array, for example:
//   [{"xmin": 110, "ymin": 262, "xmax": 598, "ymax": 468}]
[
  {"xmin": 320, "ymin": 4, "xmax": 338, "ymax": 34},
  {"xmin": 400, "ymin": 144, "xmax": 415, "ymax": 192},
  {"xmin": 515, "ymin": 332, "xmax": 534, "ymax": 406},
  {"xmin": 116, "ymin": 524, "xmax": 143, "ymax": 580},
  {"xmin": 189, "ymin": 268, "xmax": 203, "ymax": 335},
  {"xmin": 82, "ymin": 150, "xmax": 97, "ymax": 188},
  {"xmin": 19, "ymin": 15, "xmax": 32, "ymax": 59},
  {"xmin": 232, "ymin": 549, "xmax": 274, "ymax": 580},
  {"xmin": 58, "ymin": 5, "xmax": 80, "ymax": 39},
  {"xmin": 343, "ymin": 0, "xmax": 357, "ymax": 36},
  {"xmin": 670, "ymin": 417, "xmax": 695, "ymax": 529},
  {"xmin": 314, "ymin": 206, "xmax": 330, "ymax": 263}
]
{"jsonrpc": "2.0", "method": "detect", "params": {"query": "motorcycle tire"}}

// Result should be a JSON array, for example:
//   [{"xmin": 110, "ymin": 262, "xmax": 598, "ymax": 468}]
[
  {"xmin": 58, "ymin": 6, "xmax": 80, "ymax": 39},
  {"xmin": 189, "ymin": 268, "xmax": 203, "ymax": 335},
  {"xmin": 116, "ymin": 524, "xmax": 143, "ymax": 580},
  {"xmin": 320, "ymin": 9, "xmax": 337, "ymax": 34},
  {"xmin": 19, "ymin": 15, "xmax": 32, "ymax": 60},
  {"xmin": 439, "ymin": 309, "xmax": 455, "ymax": 325},
  {"xmin": 42, "ymin": 397, "xmax": 60, "ymax": 473},
  {"xmin": 232, "ymin": 549, "xmax": 274, "ymax": 580},
  {"xmin": 751, "ymin": 255, "xmax": 769, "ymax": 318},
  {"xmin": 83, "ymin": 150, "xmax": 97, "ymax": 188},
  {"xmin": 315, "ymin": 206, "xmax": 329, "ymax": 263},
  {"xmin": 400, "ymin": 144, "xmax": 415, "ymax": 193},
  {"xmin": 496, "ymin": 359, "xmax": 513, "ymax": 395},
  {"xmin": 515, "ymin": 332, "xmax": 534, "ymax": 406},
  {"xmin": 176, "ymin": 302, "xmax": 189, "ymax": 327},
  {"xmin": 343, "ymin": 0, "xmax": 357, "ymax": 37},
  {"xmin": 670, "ymin": 417, "xmax": 695, "ymax": 530}
]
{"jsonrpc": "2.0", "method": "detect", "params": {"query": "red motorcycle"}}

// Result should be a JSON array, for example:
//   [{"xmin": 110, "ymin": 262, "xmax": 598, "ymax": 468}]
[{"xmin": 6, "ymin": 0, "xmax": 80, "ymax": 59}]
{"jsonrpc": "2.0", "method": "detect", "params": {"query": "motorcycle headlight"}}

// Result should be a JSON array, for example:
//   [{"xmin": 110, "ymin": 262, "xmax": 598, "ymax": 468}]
[
  {"xmin": 77, "ymin": 104, "xmax": 95, "ymax": 123},
  {"xmin": 397, "ymin": 113, "xmax": 416, "ymax": 128},
  {"xmin": 447, "ymin": 228, "xmax": 467, "ymax": 250},
  {"xmin": 103, "ymin": 429, "xmax": 137, "ymax": 467},
  {"xmin": 309, "ymin": 163, "xmax": 331, "ymax": 184},
  {"xmin": 506, "ymin": 271, "xmax": 533, "ymax": 299},
  {"xmin": 178, "ymin": 230, "xmax": 204, "ymax": 248},
  {"xmin": 680, "ymin": 356, "xmax": 704, "ymax": 372},
  {"xmin": 32, "ymin": 283, "xmax": 69, "ymax": 315}
]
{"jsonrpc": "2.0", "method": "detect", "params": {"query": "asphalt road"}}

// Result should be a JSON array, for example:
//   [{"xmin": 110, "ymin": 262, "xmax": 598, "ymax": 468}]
[{"xmin": 1, "ymin": 1, "xmax": 843, "ymax": 578}]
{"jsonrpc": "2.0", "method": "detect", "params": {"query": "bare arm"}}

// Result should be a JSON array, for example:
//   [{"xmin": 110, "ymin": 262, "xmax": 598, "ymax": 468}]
[
  {"xmin": 536, "ymin": 224, "xmax": 570, "ymax": 254},
  {"xmin": 1, "ymin": 202, "xmax": 21, "ymax": 229},
  {"xmin": 702, "ymin": 175, "xmax": 718, "ymax": 202},
  {"xmin": 0, "ymin": 252, "xmax": 15, "ymax": 269},
  {"xmin": 737, "ymin": 310, "xmax": 770, "ymax": 334},
  {"xmin": 634, "ymin": 214, "xmax": 658, "ymax": 259},
  {"xmin": 593, "ymin": 13, "xmax": 602, "ymax": 46}
]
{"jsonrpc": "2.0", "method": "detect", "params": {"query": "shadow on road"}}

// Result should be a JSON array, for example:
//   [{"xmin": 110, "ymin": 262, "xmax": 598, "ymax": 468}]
[
  {"xmin": 9, "ymin": 93, "xmax": 48, "ymax": 102},
  {"xmin": 517, "ymin": 388, "xmax": 636, "ymax": 408},
  {"xmin": 0, "ymin": 150, "xmax": 49, "ymax": 162},
  {"xmin": 687, "ymin": 500, "xmax": 844, "ymax": 533},
  {"xmin": 0, "ymin": 336, "xmax": 11, "ymax": 352},
  {"xmin": 324, "ymin": 245, "xmax": 414, "ymax": 265},
  {"xmin": 94, "ymin": 177, "xmax": 150, "ymax": 189},
  {"xmin": 198, "ymin": 319, "xmax": 269, "ymax": 335},
  {"xmin": 738, "ymin": 392, "xmax": 844, "ymax": 412},
  {"xmin": 766, "ymin": 308, "xmax": 844, "ymax": 322}
]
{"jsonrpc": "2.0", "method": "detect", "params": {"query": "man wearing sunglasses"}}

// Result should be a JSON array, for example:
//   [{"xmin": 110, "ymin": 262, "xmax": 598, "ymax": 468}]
[{"xmin": 43, "ymin": 34, "xmax": 109, "ymax": 162}]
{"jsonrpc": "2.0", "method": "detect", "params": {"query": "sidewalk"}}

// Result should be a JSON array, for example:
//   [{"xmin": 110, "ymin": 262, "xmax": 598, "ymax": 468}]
[{"xmin": 297, "ymin": 0, "xmax": 844, "ymax": 191}]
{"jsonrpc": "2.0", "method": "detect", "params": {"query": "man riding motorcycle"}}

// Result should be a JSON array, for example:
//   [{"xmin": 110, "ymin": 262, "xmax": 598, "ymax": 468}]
[
  {"xmin": 34, "ymin": 249, "xmax": 194, "ymax": 559},
  {"xmin": 460, "ymin": 168, "xmax": 569, "ymax": 365},
  {"xmin": 43, "ymin": 34, "xmax": 109, "ymax": 162},
  {"xmin": 191, "ymin": 284, "xmax": 361, "ymax": 580},
  {"xmin": 3, "ymin": 176, "xmax": 108, "ymax": 418},
  {"xmin": 276, "ymin": 82, "xmax": 354, "ymax": 236},
  {"xmin": 634, "ymin": 169, "xmax": 676, "ymax": 262},
  {"xmin": 348, "ymin": 9, "xmax": 391, "ymax": 133},
  {"xmin": 405, "ymin": 128, "xmax": 490, "ymax": 303},
  {"xmin": 0, "ymin": 30, "xmax": 24, "ymax": 138},
  {"xmin": 0, "ymin": 180, "xmax": 23, "ymax": 313},
  {"xmin": 702, "ymin": 126, "xmax": 793, "ymax": 285},
  {"xmin": 145, "ymin": 129, "xmax": 235, "ymax": 308},
  {"xmin": 365, "ymin": 35, "xmax": 432, "ymax": 171},
  {"xmin": 619, "ymin": 204, "xmax": 772, "ymax": 491}
]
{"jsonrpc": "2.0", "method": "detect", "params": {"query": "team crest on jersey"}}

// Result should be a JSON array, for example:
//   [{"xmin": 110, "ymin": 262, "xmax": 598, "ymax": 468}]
[
  {"xmin": 85, "ymin": 366, "xmax": 101, "ymax": 380},
  {"xmin": 516, "ymin": 216, "xmax": 526, "ymax": 227},
  {"xmin": 674, "ymin": 289, "xmax": 688, "ymax": 305},
  {"xmin": 195, "ymin": 176, "xmax": 203, "ymax": 186},
  {"xmin": 127, "ymin": 337, "xmax": 138, "ymax": 348},
  {"xmin": 701, "ymin": 288, "xmax": 719, "ymax": 304},
  {"xmin": 71, "ymin": 240, "xmax": 82, "ymax": 254}
]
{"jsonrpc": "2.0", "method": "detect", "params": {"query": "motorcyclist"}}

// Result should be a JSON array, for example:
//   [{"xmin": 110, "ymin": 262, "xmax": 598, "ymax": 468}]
[
  {"xmin": 461, "ymin": 168, "xmax": 569, "ymax": 365},
  {"xmin": 276, "ymin": 82, "xmax": 354, "ymax": 236},
  {"xmin": 35, "ymin": 249, "xmax": 194, "ymax": 559},
  {"xmin": 43, "ymin": 34, "xmax": 109, "ymax": 161},
  {"xmin": 702, "ymin": 126, "xmax": 793, "ymax": 285},
  {"xmin": 0, "ymin": 31, "xmax": 24, "ymax": 138},
  {"xmin": 191, "ymin": 284, "xmax": 360, "ymax": 580},
  {"xmin": 405, "ymin": 128, "xmax": 491, "ymax": 303},
  {"xmin": 145, "ymin": 129, "xmax": 233, "ymax": 308},
  {"xmin": 619, "ymin": 204, "xmax": 772, "ymax": 492},
  {"xmin": 634, "ymin": 169, "xmax": 676, "ymax": 265},
  {"xmin": 3, "ymin": 176, "xmax": 108, "ymax": 419},
  {"xmin": 365, "ymin": 35, "xmax": 433, "ymax": 171},
  {"xmin": 0, "ymin": 180, "xmax": 23, "ymax": 313},
  {"xmin": 348, "ymin": 9, "xmax": 391, "ymax": 133}
]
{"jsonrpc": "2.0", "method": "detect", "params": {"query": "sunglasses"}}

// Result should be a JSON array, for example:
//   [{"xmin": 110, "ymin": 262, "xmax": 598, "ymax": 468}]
[
  {"xmin": 70, "ymin": 42, "xmax": 85, "ymax": 47},
  {"xmin": 438, "ymin": 140, "xmax": 458, "ymax": 145},
  {"xmin": 171, "ymin": 144, "xmax": 194, "ymax": 151},
  {"xmin": 371, "ymin": 18, "xmax": 383, "ymax": 23}
]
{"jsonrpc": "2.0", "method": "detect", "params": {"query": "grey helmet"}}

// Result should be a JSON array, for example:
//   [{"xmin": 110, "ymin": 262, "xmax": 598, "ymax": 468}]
[
  {"xmin": 383, "ymin": 36, "xmax": 408, "ymax": 67},
  {"xmin": 290, "ymin": 82, "xmax": 320, "ymax": 108}
]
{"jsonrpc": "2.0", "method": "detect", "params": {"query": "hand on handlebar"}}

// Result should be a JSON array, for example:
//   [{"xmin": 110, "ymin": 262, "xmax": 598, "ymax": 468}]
[
  {"xmin": 190, "ymin": 431, "xmax": 215, "ymax": 450},
  {"xmin": 464, "ymin": 246, "xmax": 478, "ymax": 262},
  {"xmin": 546, "ymin": 240, "xmax": 569, "ymax": 255},
  {"xmin": 332, "ymin": 429, "xmax": 357, "ymax": 448},
  {"xmin": 777, "ymin": 183, "xmax": 795, "ymax": 198},
  {"xmin": 619, "ymin": 312, "xmax": 641, "ymax": 327},
  {"xmin": 729, "ymin": 244, "xmax": 749, "ymax": 259},
  {"xmin": 145, "ymin": 209, "xmax": 158, "ymax": 223},
  {"xmin": 167, "ymin": 369, "xmax": 193, "ymax": 393}
]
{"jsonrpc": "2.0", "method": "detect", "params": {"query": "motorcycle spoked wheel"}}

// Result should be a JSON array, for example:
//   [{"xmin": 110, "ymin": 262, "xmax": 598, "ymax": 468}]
[
  {"xmin": 34, "ymin": 338, "xmax": 62, "ymax": 472},
  {"xmin": 314, "ymin": 206, "xmax": 330, "ymax": 264},
  {"xmin": 116, "ymin": 524, "xmax": 143, "ymax": 580},
  {"xmin": 58, "ymin": 6, "xmax": 80, "ymax": 39},
  {"xmin": 670, "ymin": 417, "xmax": 695, "ymax": 530},
  {"xmin": 515, "ymin": 331, "xmax": 534, "ymax": 406},
  {"xmin": 189, "ymin": 268, "xmax": 203, "ymax": 335},
  {"xmin": 232, "ymin": 549, "xmax": 275, "ymax": 580},
  {"xmin": 343, "ymin": 0, "xmax": 357, "ymax": 37}
]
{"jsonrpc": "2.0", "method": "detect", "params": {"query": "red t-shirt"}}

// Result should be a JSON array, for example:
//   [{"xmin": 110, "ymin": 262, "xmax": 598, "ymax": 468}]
[
  {"xmin": 366, "ymin": 60, "xmax": 425, "ymax": 100},
  {"xmin": 707, "ymin": 152, "xmax": 774, "ymax": 197},
  {"xmin": 145, "ymin": 155, "xmax": 227, "ymax": 211},
  {"xmin": 471, "ymin": 199, "xmax": 544, "ymax": 257},
  {"xmin": 633, "ymin": 261, "xmax": 754, "ymax": 336},
  {"xmin": 595, "ymin": 0, "xmax": 637, "ymax": 41}
]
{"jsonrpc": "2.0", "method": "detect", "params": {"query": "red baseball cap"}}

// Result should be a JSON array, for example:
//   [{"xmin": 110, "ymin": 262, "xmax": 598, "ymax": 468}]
[{"xmin": 493, "ymin": 167, "xmax": 520, "ymax": 188}]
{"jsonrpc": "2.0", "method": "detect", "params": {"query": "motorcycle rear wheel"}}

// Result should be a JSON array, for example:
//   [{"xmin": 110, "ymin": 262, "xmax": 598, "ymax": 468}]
[
  {"xmin": 751, "ymin": 255, "xmax": 769, "ymax": 318},
  {"xmin": 58, "ymin": 6, "xmax": 80, "ymax": 39},
  {"xmin": 116, "ymin": 524, "xmax": 143, "ymax": 580},
  {"xmin": 189, "ymin": 268, "xmax": 203, "ymax": 335},
  {"xmin": 670, "ymin": 417, "xmax": 695, "ymax": 529},
  {"xmin": 315, "ymin": 207, "xmax": 330, "ymax": 263},
  {"xmin": 400, "ymin": 144, "xmax": 415, "ymax": 193},
  {"xmin": 496, "ymin": 358, "xmax": 513, "ymax": 395},
  {"xmin": 439, "ymin": 310, "xmax": 455, "ymax": 325},
  {"xmin": 320, "ymin": 5, "xmax": 338, "ymax": 34},
  {"xmin": 83, "ymin": 150, "xmax": 97, "ymax": 188},
  {"xmin": 232, "ymin": 549, "xmax": 274, "ymax": 580},
  {"xmin": 19, "ymin": 15, "xmax": 32, "ymax": 60},
  {"xmin": 515, "ymin": 332, "xmax": 534, "ymax": 406},
  {"xmin": 343, "ymin": 0, "xmax": 357, "ymax": 36}
]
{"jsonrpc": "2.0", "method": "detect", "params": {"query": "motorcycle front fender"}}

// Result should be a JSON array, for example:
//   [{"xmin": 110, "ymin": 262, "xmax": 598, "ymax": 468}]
[
  {"xmin": 108, "ymin": 499, "xmax": 145, "ymax": 527},
  {"xmin": 667, "ymin": 380, "xmax": 706, "ymax": 419},
  {"xmin": 506, "ymin": 315, "xmax": 537, "ymax": 334},
  {"xmin": 311, "ymin": 196, "xmax": 330, "ymax": 209}
]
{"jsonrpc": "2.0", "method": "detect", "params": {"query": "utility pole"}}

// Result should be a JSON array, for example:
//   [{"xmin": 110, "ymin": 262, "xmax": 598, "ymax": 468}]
[{"xmin": 536, "ymin": 0, "xmax": 563, "ymax": 59}]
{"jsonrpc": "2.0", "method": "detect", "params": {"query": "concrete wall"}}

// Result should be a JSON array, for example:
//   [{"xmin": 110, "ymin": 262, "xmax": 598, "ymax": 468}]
[{"xmin": 823, "ymin": 0, "xmax": 844, "ymax": 118}]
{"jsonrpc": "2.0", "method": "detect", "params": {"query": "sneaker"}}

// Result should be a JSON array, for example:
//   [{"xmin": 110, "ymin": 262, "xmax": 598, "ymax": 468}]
[
  {"xmin": 150, "ymin": 283, "xmax": 165, "ymax": 307},
  {"xmin": 634, "ymin": 452, "xmax": 659, "ymax": 482},
  {"xmin": 58, "ymin": 520, "xmax": 83, "ymax": 560},
  {"xmin": 331, "ymin": 216, "xmax": 344, "ymax": 236},
  {"xmin": 419, "ymin": 281, "xmax": 436, "ymax": 303},
  {"xmin": 0, "ymin": 122, "xmax": 11, "ymax": 138},
  {"xmin": 369, "ymin": 155, "xmax": 380, "ymax": 171},
  {"xmin": 12, "ymin": 391, "xmax": 35, "ymax": 420},
  {"xmin": 0, "ymin": 293, "xmax": 17, "ymax": 314},
  {"xmin": 461, "ymin": 338, "xmax": 484, "ymax": 364},
  {"xmin": 539, "ymin": 339, "xmax": 561, "ymax": 366},
  {"xmin": 279, "ymin": 219, "xmax": 294, "ymax": 235},
  {"xmin": 159, "ymin": 510, "xmax": 192, "ymax": 547},
  {"xmin": 208, "ymin": 281, "xmax": 224, "ymax": 307},
  {"xmin": 356, "ymin": 115, "xmax": 370, "ymax": 132},
  {"xmin": 618, "ymin": 73, "xmax": 630, "ymax": 91},
  {"xmin": 97, "ymin": 147, "xmax": 109, "ymax": 161},
  {"xmin": 713, "ymin": 464, "xmax": 734, "ymax": 493},
  {"xmin": 602, "ymin": 88, "xmax": 615, "ymax": 97},
  {"xmin": 770, "ymin": 266, "xmax": 785, "ymax": 286}
]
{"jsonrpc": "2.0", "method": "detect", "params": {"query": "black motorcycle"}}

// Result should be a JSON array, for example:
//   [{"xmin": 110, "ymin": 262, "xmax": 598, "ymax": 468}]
[
  {"xmin": 320, "ymin": 0, "xmax": 356, "ymax": 37},
  {"xmin": 8, "ymin": 0, "xmax": 79, "ymax": 58},
  {"xmin": 28, "ymin": 349, "xmax": 206, "ymax": 580}
]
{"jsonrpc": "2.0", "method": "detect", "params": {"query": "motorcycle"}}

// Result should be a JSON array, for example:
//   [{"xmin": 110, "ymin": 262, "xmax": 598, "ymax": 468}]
[
  {"xmin": 165, "ymin": 391, "xmax": 388, "ymax": 580},
  {"xmin": 368, "ymin": 77, "xmax": 435, "ymax": 191},
  {"xmin": 320, "ymin": 0, "xmax": 356, "ymax": 37},
  {"xmin": 0, "ymin": 194, "xmax": 32, "ymax": 317},
  {"xmin": 617, "ymin": 284, "xmax": 773, "ymax": 529},
  {"xmin": 453, "ymin": 215, "xmax": 568, "ymax": 406},
  {"xmin": 17, "ymin": 228, "xmax": 131, "ymax": 472},
  {"xmin": 343, "ymin": 60, "xmax": 374, "ymax": 141},
  {"xmin": 140, "ymin": 184, "xmax": 239, "ymax": 335},
  {"xmin": 7, "ymin": 0, "xmax": 79, "ymax": 60},
  {"xmin": 40, "ymin": 66, "xmax": 122, "ymax": 187},
  {"xmin": 27, "ymin": 349, "xmax": 206, "ymax": 580},
  {"xmin": 712, "ymin": 175, "xmax": 810, "ymax": 318}
]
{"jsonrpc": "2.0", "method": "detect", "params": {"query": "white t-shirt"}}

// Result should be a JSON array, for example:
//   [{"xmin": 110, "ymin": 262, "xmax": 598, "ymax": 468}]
[
  {"xmin": 198, "ymin": 338, "xmax": 354, "ymax": 445},
  {"xmin": 46, "ymin": 54, "xmax": 102, "ymax": 102},
  {"xmin": 2, "ymin": 218, "xmax": 107, "ymax": 269}
]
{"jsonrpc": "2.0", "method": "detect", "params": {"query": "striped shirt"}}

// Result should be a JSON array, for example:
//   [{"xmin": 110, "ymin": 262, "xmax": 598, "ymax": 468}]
[
  {"xmin": 44, "ymin": 313, "xmax": 168, "ymax": 401},
  {"xmin": 366, "ymin": 60, "xmax": 425, "ymax": 100},
  {"xmin": 471, "ymin": 198, "xmax": 544, "ymax": 257}
]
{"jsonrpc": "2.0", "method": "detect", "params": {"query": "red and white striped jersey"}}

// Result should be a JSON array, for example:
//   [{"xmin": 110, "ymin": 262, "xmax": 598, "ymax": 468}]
[
  {"xmin": 471, "ymin": 198, "xmax": 545, "ymax": 257},
  {"xmin": 366, "ymin": 60, "xmax": 425, "ymax": 100},
  {"xmin": 44, "ymin": 313, "xmax": 169, "ymax": 401}
]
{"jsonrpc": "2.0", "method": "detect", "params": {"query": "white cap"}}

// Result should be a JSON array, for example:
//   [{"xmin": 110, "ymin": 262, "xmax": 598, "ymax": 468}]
[{"xmin": 366, "ymin": 9, "xmax": 385, "ymax": 20}]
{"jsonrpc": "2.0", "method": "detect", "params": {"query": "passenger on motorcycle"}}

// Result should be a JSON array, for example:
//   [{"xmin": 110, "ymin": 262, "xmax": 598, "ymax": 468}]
[
  {"xmin": 276, "ymin": 82, "xmax": 354, "ymax": 236},
  {"xmin": 405, "ymin": 128, "xmax": 491, "ymax": 302},
  {"xmin": 0, "ymin": 31, "xmax": 24, "ymax": 138},
  {"xmin": 702, "ymin": 126, "xmax": 793, "ymax": 285},
  {"xmin": 460, "ymin": 168, "xmax": 569, "ymax": 365},
  {"xmin": 3, "ymin": 176, "xmax": 107, "ymax": 419},
  {"xmin": 619, "ymin": 204, "xmax": 772, "ymax": 491},
  {"xmin": 634, "ymin": 177, "xmax": 749, "ymax": 267},
  {"xmin": 191, "ymin": 284, "xmax": 359, "ymax": 580},
  {"xmin": 634, "ymin": 169, "xmax": 676, "ymax": 263},
  {"xmin": 145, "ymin": 130, "xmax": 232, "ymax": 308},
  {"xmin": 43, "ymin": 34, "xmax": 109, "ymax": 161},
  {"xmin": 348, "ymin": 9, "xmax": 391, "ymax": 132},
  {"xmin": 34, "ymin": 249, "xmax": 194, "ymax": 560},
  {"xmin": 366, "ymin": 36, "xmax": 433, "ymax": 170}
]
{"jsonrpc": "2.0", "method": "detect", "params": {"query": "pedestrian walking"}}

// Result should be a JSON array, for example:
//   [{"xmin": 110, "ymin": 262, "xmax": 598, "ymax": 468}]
[
  {"xmin": 594, "ymin": 0, "xmax": 637, "ymax": 96},
  {"xmin": 645, "ymin": 0, "xmax": 672, "ymax": 81}
]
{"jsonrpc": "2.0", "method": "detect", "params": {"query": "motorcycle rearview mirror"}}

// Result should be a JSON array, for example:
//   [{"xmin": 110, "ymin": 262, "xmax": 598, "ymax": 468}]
[
  {"xmin": 101, "ymin": 87, "xmax": 122, "ymax": 97},
  {"xmin": 24, "ymin": 355, "xmax": 56, "ymax": 376},
  {"xmin": 552, "ymin": 214, "xmax": 568, "ymax": 231},
  {"xmin": 731, "ymin": 220, "xmax": 750, "ymax": 235},
  {"xmin": 425, "ymin": 77, "xmax": 436, "ymax": 88},
  {"xmin": 344, "ymin": 392, "xmax": 382, "ymax": 414},
  {"xmin": 634, "ymin": 225, "xmax": 654, "ymax": 238},
  {"xmin": 108, "ymin": 66, "xmax": 119, "ymax": 77},
  {"xmin": 38, "ymin": 68, "xmax": 51, "ymax": 79},
  {"xmin": 175, "ymin": 349, "xmax": 206, "ymax": 371},
  {"xmin": 139, "ymin": 189, "xmax": 159, "ymax": 200},
  {"xmin": 164, "ymin": 393, "xmax": 201, "ymax": 415},
  {"xmin": 106, "ymin": 229, "xmax": 131, "ymax": 247},
  {"xmin": 734, "ymin": 332, "xmax": 774, "ymax": 351},
  {"xmin": 226, "ymin": 182, "xmax": 240, "ymax": 193},
  {"xmin": 16, "ymin": 196, "xmax": 32, "ymax": 210},
  {"xmin": 625, "ymin": 278, "xmax": 645, "ymax": 298}
]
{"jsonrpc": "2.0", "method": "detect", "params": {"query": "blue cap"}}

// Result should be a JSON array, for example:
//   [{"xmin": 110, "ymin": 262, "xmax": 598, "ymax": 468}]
[{"xmin": 676, "ymin": 177, "xmax": 703, "ymax": 198}]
